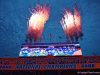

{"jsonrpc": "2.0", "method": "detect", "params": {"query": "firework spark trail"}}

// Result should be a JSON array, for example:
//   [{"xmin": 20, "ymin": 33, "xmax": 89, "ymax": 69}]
[{"xmin": 27, "ymin": 5, "xmax": 50, "ymax": 42}]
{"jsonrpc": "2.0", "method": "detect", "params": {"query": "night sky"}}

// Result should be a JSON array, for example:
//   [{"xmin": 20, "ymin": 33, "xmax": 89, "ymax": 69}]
[{"xmin": 0, "ymin": 0, "xmax": 100, "ymax": 57}]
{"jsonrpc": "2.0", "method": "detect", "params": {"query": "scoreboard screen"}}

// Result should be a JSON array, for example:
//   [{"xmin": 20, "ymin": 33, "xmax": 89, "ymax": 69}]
[{"xmin": 19, "ymin": 43, "xmax": 82, "ymax": 57}]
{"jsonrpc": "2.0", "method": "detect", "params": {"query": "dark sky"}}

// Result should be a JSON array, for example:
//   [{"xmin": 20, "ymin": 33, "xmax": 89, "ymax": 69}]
[{"xmin": 0, "ymin": 0, "xmax": 100, "ymax": 57}]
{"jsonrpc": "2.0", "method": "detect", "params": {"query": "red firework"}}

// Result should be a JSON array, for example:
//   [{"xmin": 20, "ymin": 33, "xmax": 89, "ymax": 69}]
[{"xmin": 74, "ymin": 6, "xmax": 83, "ymax": 38}]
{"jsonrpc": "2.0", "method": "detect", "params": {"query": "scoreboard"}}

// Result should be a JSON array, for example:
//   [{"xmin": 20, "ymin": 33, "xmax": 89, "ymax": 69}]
[{"xmin": 19, "ymin": 43, "xmax": 82, "ymax": 57}]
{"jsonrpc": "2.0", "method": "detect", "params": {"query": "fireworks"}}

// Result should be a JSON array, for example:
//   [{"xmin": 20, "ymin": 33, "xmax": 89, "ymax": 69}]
[
  {"xmin": 74, "ymin": 7, "xmax": 83, "ymax": 38},
  {"xmin": 60, "ymin": 7, "xmax": 83, "ymax": 42},
  {"xmin": 60, "ymin": 9, "xmax": 76, "ymax": 39},
  {"xmin": 27, "ymin": 4, "xmax": 50, "ymax": 42},
  {"xmin": 26, "ymin": 4, "xmax": 82, "ymax": 43}
]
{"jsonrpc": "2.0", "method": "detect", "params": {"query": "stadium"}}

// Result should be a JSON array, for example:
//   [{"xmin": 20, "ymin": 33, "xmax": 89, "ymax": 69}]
[{"xmin": 0, "ymin": 0, "xmax": 100, "ymax": 75}]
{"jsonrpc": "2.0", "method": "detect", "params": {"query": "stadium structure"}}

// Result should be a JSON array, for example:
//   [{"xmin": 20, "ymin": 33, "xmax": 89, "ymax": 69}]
[{"xmin": 0, "ymin": 4, "xmax": 100, "ymax": 75}]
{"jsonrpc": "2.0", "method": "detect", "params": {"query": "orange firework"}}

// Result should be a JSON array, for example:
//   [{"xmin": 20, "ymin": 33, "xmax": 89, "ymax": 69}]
[
  {"xmin": 60, "ymin": 9, "xmax": 76, "ymax": 41},
  {"xmin": 28, "ymin": 5, "xmax": 50, "ymax": 42},
  {"xmin": 60, "ymin": 7, "xmax": 83, "ymax": 42}
]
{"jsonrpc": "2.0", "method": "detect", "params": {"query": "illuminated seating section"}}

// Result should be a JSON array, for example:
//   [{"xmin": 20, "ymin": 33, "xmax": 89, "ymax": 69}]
[{"xmin": 19, "ymin": 43, "xmax": 82, "ymax": 57}]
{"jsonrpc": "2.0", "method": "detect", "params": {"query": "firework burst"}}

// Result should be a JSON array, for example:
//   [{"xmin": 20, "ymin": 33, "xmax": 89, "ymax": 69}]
[
  {"xmin": 60, "ymin": 7, "xmax": 83, "ymax": 42},
  {"xmin": 74, "ymin": 7, "xmax": 83, "ymax": 38},
  {"xmin": 27, "ymin": 4, "xmax": 50, "ymax": 42}
]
